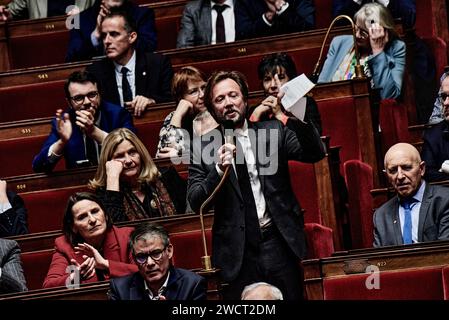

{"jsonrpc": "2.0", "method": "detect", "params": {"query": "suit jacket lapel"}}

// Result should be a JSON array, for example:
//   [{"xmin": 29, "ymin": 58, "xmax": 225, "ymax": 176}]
[
  {"xmin": 104, "ymin": 60, "xmax": 121, "ymax": 105},
  {"xmin": 417, "ymin": 184, "xmax": 432, "ymax": 242},
  {"xmin": 249, "ymin": 122, "xmax": 266, "ymax": 191},
  {"xmin": 130, "ymin": 273, "xmax": 148, "ymax": 300},
  {"xmin": 392, "ymin": 198, "xmax": 403, "ymax": 245},
  {"xmin": 135, "ymin": 51, "xmax": 148, "ymax": 96},
  {"xmin": 201, "ymin": 1, "xmax": 212, "ymax": 42}
]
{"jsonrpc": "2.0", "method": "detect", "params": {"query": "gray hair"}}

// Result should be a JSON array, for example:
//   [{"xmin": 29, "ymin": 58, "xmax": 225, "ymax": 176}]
[
  {"xmin": 129, "ymin": 222, "xmax": 170, "ymax": 255},
  {"xmin": 241, "ymin": 282, "xmax": 283, "ymax": 300}
]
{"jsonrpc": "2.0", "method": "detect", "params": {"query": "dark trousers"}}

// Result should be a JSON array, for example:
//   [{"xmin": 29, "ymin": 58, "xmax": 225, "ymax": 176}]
[{"xmin": 222, "ymin": 225, "xmax": 303, "ymax": 300}]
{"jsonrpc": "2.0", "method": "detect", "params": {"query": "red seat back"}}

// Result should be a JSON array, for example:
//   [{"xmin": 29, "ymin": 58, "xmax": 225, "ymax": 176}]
[
  {"xmin": 135, "ymin": 120, "xmax": 164, "ymax": 157},
  {"xmin": 170, "ymin": 229, "xmax": 212, "ymax": 270},
  {"xmin": 21, "ymin": 249, "xmax": 54, "ymax": 290},
  {"xmin": 155, "ymin": 16, "xmax": 181, "ymax": 51},
  {"xmin": 304, "ymin": 222, "xmax": 334, "ymax": 259},
  {"xmin": 314, "ymin": 0, "xmax": 333, "ymax": 29}
]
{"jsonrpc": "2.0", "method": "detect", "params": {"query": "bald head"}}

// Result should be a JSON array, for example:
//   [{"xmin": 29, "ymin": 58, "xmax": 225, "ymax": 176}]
[
  {"xmin": 241, "ymin": 282, "xmax": 283, "ymax": 300},
  {"xmin": 384, "ymin": 143, "xmax": 425, "ymax": 198}
]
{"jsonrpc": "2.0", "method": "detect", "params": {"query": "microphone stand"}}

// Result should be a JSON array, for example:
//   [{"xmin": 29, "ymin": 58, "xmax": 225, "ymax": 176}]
[{"xmin": 311, "ymin": 15, "xmax": 366, "ymax": 81}]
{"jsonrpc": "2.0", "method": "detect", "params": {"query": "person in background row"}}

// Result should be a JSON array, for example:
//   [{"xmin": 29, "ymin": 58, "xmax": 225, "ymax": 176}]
[
  {"xmin": 43, "ymin": 192, "xmax": 138, "ymax": 288},
  {"xmin": 32, "ymin": 71, "xmax": 135, "ymax": 173},
  {"xmin": 177, "ymin": 0, "xmax": 236, "ymax": 48},
  {"xmin": 0, "ymin": 238, "xmax": 27, "ymax": 294},
  {"xmin": 241, "ymin": 282, "xmax": 283, "ymax": 300},
  {"xmin": 250, "ymin": 52, "xmax": 322, "ymax": 135},
  {"xmin": 0, "ymin": 180, "xmax": 28, "ymax": 238},
  {"xmin": 89, "ymin": 128, "xmax": 187, "ymax": 222},
  {"xmin": 0, "ymin": 0, "xmax": 95, "ymax": 21},
  {"xmin": 318, "ymin": 2, "xmax": 405, "ymax": 100},
  {"xmin": 108, "ymin": 222, "xmax": 207, "ymax": 300},
  {"xmin": 373, "ymin": 143, "xmax": 449, "ymax": 247},
  {"xmin": 66, "ymin": 0, "xmax": 157, "ymax": 62},
  {"xmin": 234, "ymin": 0, "xmax": 315, "ymax": 40},
  {"xmin": 86, "ymin": 9, "xmax": 173, "ymax": 116},
  {"xmin": 156, "ymin": 66, "xmax": 217, "ymax": 159},
  {"xmin": 428, "ymin": 71, "xmax": 449, "ymax": 125}
]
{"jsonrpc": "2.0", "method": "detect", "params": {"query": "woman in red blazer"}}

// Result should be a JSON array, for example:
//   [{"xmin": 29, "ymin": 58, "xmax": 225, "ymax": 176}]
[{"xmin": 43, "ymin": 192, "xmax": 138, "ymax": 288}]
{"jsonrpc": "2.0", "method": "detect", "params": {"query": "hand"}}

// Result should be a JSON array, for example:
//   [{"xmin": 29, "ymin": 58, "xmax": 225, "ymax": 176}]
[
  {"xmin": 274, "ymin": 0, "xmax": 286, "ymax": 11},
  {"xmin": 56, "ymin": 109, "xmax": 72, "ymax": 143},
  {"xmin": 440, "ymin": 160, "xmax": 449, "ymax": 174},
  {"xmin": 368, "ymin": 22, "xmax": 388, "ymax": 56},
  {"xmin": 93, "ymin": 2, "xmax": 110, "ymax": 39},
  {"xmin": 106, "ymin": 159, "xmax": 124, "ymax": 179},
  {"xmin": 0, "ymin": 180, "xmax": 7, "ymax": 198},
  {"xmin": 75, "ymin": 109, "xmax": 96, "ymax": 135},
  {"xmin": 66, "ymin": 6, "xmax": 80, "ymax": 16},
  {"xmin": 75, "ymin": 243, "xmax": 109, "ymax": 271},
  {"xmin": 170, "ymin": 99, "xmax": 194, "ymax": 127},
  {"xmin": 125, "ymin": 96, "xmax": 156, "ymax": 117},
  {"xmin": 157, "ymin": 147, "xmax": 179, "ymax": 159},
  {"xmin": 0, "ymin": 6, "xmax": 12, "ymax": 21},
  {"xmin": 217, "ymin": 143, "xmax": 236, "ymax": 172},
  {"xmin": 70, "ymin": 257, "xmax": 96, "ymax": 281}
]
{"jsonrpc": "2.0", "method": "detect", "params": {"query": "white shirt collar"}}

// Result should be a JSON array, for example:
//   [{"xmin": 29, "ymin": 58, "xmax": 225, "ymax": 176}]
[
  {"xmin": 210, "ymin": 0, "xmax": 234, "ymax": 9},
  {"xmin": 113, "ymin": 50, "xmax": 136, "ymax": 74}
]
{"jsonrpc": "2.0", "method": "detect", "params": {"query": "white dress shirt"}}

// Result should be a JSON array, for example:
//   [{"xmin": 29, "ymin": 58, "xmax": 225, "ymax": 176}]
[
  {"xmin": 210, "ymin": 0, "xmax": 235, "ymax": 44},
  {"xmin": 113, "ymin": 51, "xmax": 137, "ymax": 106}
]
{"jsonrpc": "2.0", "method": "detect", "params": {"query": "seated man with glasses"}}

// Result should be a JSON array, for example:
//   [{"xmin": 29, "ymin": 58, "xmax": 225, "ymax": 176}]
[
  {"xmin": 422, "ymin": 74, "xmax": 449, "ymax": 182},
  {"xmin": 108, "ymin": 222, "xmax": 207, "ymax": 300},
  {"xmin": 32, "ymin": 71, "xmax": 136, "ymax": 173}
]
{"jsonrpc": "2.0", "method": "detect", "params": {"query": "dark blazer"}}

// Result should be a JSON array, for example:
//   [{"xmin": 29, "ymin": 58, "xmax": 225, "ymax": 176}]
[
  {"xmin": 0, "ymin": 191, "xmax": 28, "ymax": 238},
  {"xmin": 108, "ymin": 266, "xmax": 207, "ymax": 300},
  {"xmin": 86, "ymin": 50, "xmax": 173, "ymax": 106},
  {"xmin": 187, "ymin": 119, "xmax": 325, "ymax": 281},
  {"xmin": 0, "ymin": 238, "xmax": 27, "ymax": 293},
  {"xmin": 176, "ymin": 0, "xmax": 236, "ymax": 48},
  {"xmin": 65, "ymin": 1, "xmax": 157, "ymax": 62},
  {"xmin": 235, "ymin": 0, "xmax": 315, "ymax": 40},
  {"xmin": 421, "ymin": 121, "xmax": 449, "ymax": 182},
  {"xmin": 43, "ymin": 226, "xmax": 138, "ymax": 288},
  {"xmin": 373, "ymin": 184, "xmax": 449, "ymax": 247},
  {"xmin": 32, "ymin": 101, "xmax": 135, "ymax": 173}
]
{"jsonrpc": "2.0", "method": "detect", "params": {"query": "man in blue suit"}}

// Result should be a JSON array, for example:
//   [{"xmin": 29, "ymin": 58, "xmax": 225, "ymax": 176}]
[
  {"xmin": 108, "ymin": 222, "xmax": 207, "ymax": 300},
  {"xmin": 65, "ymin": 0, "xmax": 157, "ymax": 62},
  {"xmin": 32, "ymin": 71, "xmax": 135, "ymax": 173}
]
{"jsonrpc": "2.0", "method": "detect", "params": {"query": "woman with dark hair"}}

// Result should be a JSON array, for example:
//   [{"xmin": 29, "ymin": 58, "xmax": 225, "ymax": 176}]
[
  {"xmin": 250, "ymin": 52, "xmax": 322, "ymax": 135},
  {"xmin": 43, "ymin": 192, "xmax": 137, "ymax": 288},
  {"xmin": 89, "ymin": 128, "xmax": 186, "ymax": 221}
]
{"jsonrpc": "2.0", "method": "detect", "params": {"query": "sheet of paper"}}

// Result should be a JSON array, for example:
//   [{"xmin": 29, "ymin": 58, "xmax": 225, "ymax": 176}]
[{"xmin": 281, "ymin": 73, "xmax": 315, "ymax": 121}]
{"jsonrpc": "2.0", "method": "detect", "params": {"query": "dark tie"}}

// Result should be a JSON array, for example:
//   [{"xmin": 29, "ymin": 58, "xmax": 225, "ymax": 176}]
[
  {"xmin": 235, "ymin": 139, "xmax": 261, "ymax": 248},
  {"xmin": 84, "ymin": 135, "xmax": 98, "ymax": 166},
  {"xmin": 213, "ymin": 4, "xmax": 228, "ymax": 43},
  {"xmin": 121, "ymin": 66, "xmax": 133, "ymax": 104},
  {"xmin": 402, "ymin": 199, "xmax": 413, "ymax": 244}
]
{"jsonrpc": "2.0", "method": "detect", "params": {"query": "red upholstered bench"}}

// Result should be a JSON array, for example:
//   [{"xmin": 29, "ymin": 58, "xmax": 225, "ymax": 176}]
[
  {"xmin": 170, "ymin": 229, "xmax": 212, "ymax": 270},
  {"xmin": 379, "ymin": 99, "xmax": 410, "ymax": 153},
  {"xmin": 441, "ymin": 265, "xmax": 449, "ymax": 300},
  {"xmin": 304, "ymin": 223, "xmax": 334, "ymax": 259},
  {"xmin": 323, "ymin": 266, "xmax": 445, "ymax": 300},
  {"xmin": 21, "ymin": 249, "xmax": 54, "ymax": 290},
  {"xmin": 135, "ymin": 120, "xmax": 165, "ymax": 157}
]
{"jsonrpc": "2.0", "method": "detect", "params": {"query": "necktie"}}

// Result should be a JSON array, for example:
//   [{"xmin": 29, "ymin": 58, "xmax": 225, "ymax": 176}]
[
  {"xmin": 121, "ymin": 66, "xmax": 133, "ymax": 104},
  {"xmin": 402, "ymin": 200, "xmax": 413, "ymax": 244},
  {"xmin": 213, "ymin": 4, "xmax": 228, "ymax": 43},
  {"xmin": 235, "ymin": 139, "xmax": 261, "ymax": 248}
]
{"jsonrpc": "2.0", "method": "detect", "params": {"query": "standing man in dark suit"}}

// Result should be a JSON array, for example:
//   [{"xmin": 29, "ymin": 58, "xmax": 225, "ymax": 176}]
[
  {"xmin": 32, "ymin": 71, "xmax": 135, "ymax": 173},
  {"xmin": 0, "ymin": 180, "xmax": 28, "ymax": 238},
  {"xmin": 108, "ymin": 222, "xmax": 207, "ymax": 300},
  {"xmin": 177, "ymin": 0, "xmax": 236, "ymax": 48},
  {"xmin": 187, "ymin": 71, "xmax": 325, "ymax": 300},
  {"xmin": 87, "ymin": 9, "xmax": 173, "ymax": 116},
  {"xmin": 373, "ymin": 143, "xmax": 449, "ymax": 247},
  {"xmin": 66, "ymin": 0, "xmax": 157, "ymax": 62},
  {"xmin": 0, "ymin": 238, "xmax": 27, "ymax": 294},
  {"xmin": 234, "ymin": 0, "xmax": 315, "ymax": 40}
]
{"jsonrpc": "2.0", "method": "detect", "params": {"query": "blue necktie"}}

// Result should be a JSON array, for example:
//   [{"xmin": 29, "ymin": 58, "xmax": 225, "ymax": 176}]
[{"xmin": 402, "ymin": 200, "xmax": 413, "ymax": 244}]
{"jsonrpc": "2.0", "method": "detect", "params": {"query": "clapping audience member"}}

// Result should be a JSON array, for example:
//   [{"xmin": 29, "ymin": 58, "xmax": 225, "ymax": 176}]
[
  {"xmin": 66, "ymin": 0, "xmax": 157, "ymax": 62},
  {"xmin": 43, "ymin": 192, "xmax": 138, "ymax": 288},
  {"xmin": 177, "ymin": 0, "xmax": 236, "ymax": 48},
  {"xmin": 109, "ymin": 222, "xmax": 207, "ymax": 300},
  {"xmin": 0, "ymin": 238, "xmax": 27, "ymax": 294},
  {"xmin": 86, "ymin": 9, "xmax": 172, "ymax": 115},
  {"xmin": 250, "ymin": 52, "xmax": 322, "ymax": 135},
  {"xmin": 234, "ymin": 0, "xmax": 315, "ymax": 40},
  {"xmin": 0, "ymin": 0, "xmax": 95, "ymax": 21},
  {"xmin": 89, "ymin": 128, "xmax": 187, "ymax": 222},
  {"xmin": 318, "ymin": 2, "xmax": 405, "ymax": 100},
  {"xmin": 0, "ymin": 180, "xmax": 28, "ymax": 238},
  {"xmin": 241, "ymin": 282, "xmax": 283, "ymax": 300},
  {"xmin": 156, "ymin": 66, "xmax": 217, "ymax": 159},
  {"xmin": 32, "ymin": 71, "xmax": 135, "ymax": 173},
  {"xmin": 373, "ymin": 143, "xmax": 449, "ymax": 247}
]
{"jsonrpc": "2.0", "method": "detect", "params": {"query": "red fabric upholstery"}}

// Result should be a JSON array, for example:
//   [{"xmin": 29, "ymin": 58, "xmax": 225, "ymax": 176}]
[
  {"xmin": 0, "ymin": 136, "xmax": 65, "ymax": 178},
  {"xmin": 343, "ymin": 160, "xmax": 374, "ymax": 249},
  {"xmin": 0, "ymin": 81, "xmax": 66, "ymax": 122},
  {"xmin": 21, "ymin": 249, "xmax": 54, "ymax": 290},
  {"xmin": 135, "ymin": 120, "xmax": 164, "ymax": 157},
  {"xmin": 170, "ymin": 229, "xmax": 212, "ymax": 270},
  {"xmin": 416, "ymin": 0, "xmax": 435, "ymax": 38},
  {"xmin": 155, "ymin": 16, "xmax": 181, "ymax": 51},
  {"xmin": 324, "ymin": 267, "xmax": 444, "ymax": 300},
  {"xmin": 442, "ymin": 265, "xmax": 449, "ymax": 300},
  {"xmin": 288, "ymin": 161, "xmax": 321, "ymax": 224},
  {"xmin": 304, "ymin": 222, "xmax": 334, "ymax": 258},
  {"xmin": 21, "ymin": 186, "xmax": 88, "ymax": 233},
  {"xmin": 379, "ymin": 99, "xmax": 410, "ymax": 152},
  {"xmin": 314, "ymin": 0, "xmax": 333, "ymax": 29}
]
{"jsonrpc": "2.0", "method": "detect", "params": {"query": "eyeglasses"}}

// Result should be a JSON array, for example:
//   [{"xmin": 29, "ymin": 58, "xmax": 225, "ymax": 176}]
[
  {"xmin": 70, "ymin": 91, "xmax": 99, "ymax": 105},
  {"xmin": 186, "ymin": 85, "xmax": 206, "ymax": 97},
  {"xmin": 134, "ymin": 246, "xmax": 167, "ymax": 264},
  {"xmin": 439, "ymin": 92, "xmax": 449, "ymax": 103}
]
